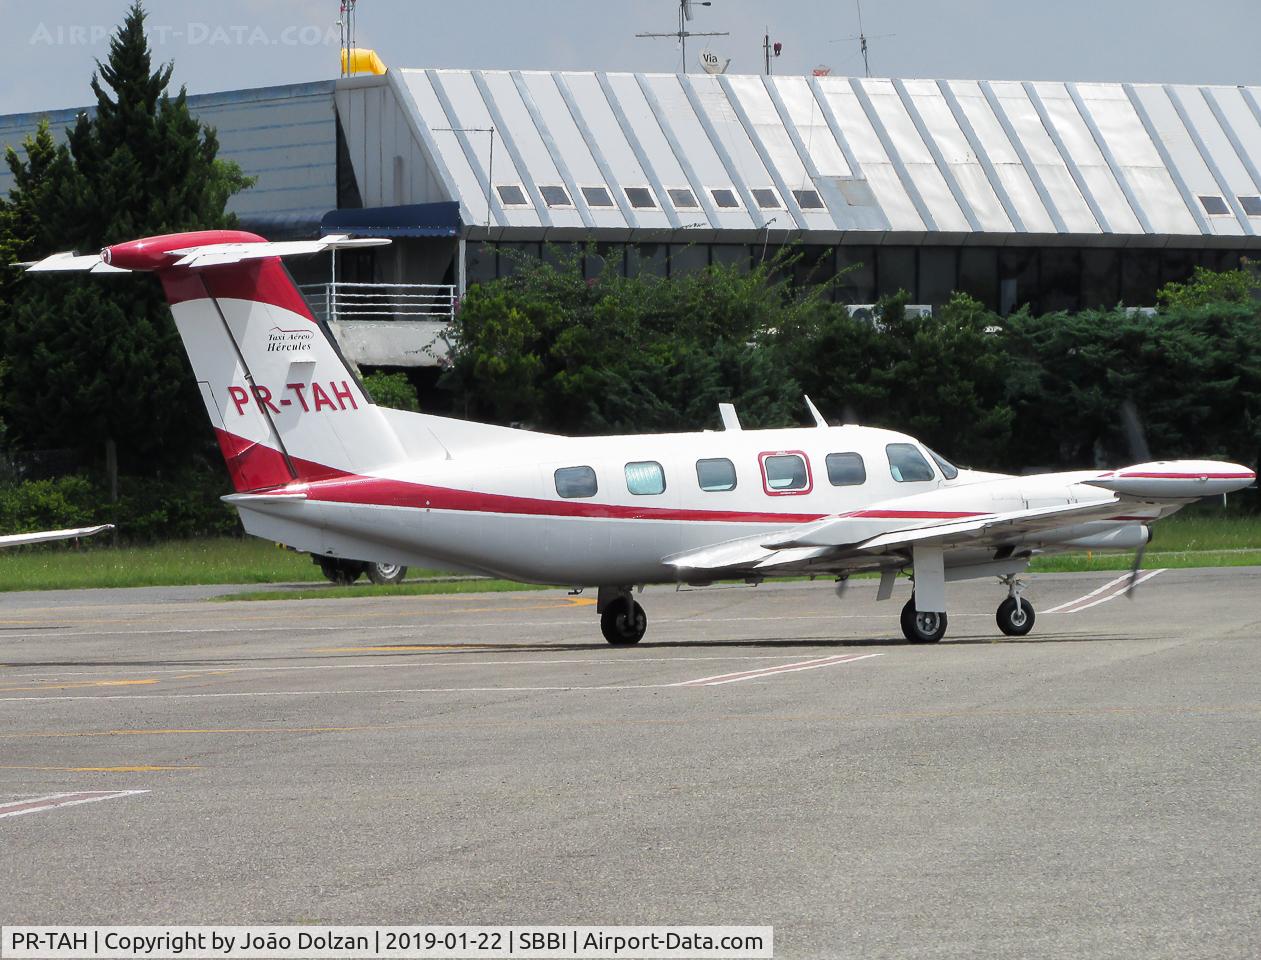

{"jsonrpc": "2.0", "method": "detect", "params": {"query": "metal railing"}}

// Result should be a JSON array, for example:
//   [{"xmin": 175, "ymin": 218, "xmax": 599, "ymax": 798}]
[{"xmin": 298, "ymin": 282, "xmax": 457, "ymax": 323}]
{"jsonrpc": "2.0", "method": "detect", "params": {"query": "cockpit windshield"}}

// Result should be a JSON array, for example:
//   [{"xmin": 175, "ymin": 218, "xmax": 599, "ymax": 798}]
[{"xmin": 925, "ymin": 447, "xmax": 960, "ymax": 480}]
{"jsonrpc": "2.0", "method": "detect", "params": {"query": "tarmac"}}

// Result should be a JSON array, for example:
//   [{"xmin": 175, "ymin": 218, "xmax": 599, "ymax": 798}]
[{"xmin": 0, "ymin": 566, "xmax": 1258, "ymax": 959}]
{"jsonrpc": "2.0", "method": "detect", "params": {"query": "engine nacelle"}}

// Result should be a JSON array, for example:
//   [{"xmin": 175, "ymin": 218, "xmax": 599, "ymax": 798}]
[{"xmin": 1085, "ymin": 461, "xmax": 1254, "ymax": 500}]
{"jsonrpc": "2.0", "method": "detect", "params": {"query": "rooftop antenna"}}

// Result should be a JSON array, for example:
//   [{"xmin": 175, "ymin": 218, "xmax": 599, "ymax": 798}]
[
  {"xmin": 637, "ymin": 0, "xmax": 729, "ymax": 74},
  {"xmin": 762, "ymin": 28, "xmax": 782, "ymax": 75},
  {"xmin": 829, "ymin": 0, "xmax": 894, "ymax": 78},
  {"xmin": 338, "ymin": 0, "xmax": 358, "ymax": 77}
]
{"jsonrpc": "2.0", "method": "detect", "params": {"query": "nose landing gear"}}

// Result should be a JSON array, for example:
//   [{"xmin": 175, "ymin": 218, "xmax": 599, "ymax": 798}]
[
  {"xmin": 598, "ymin": 587, "xmax": 647, "ymax": 645},
  {"xmin": 996, "ymin": 575, "xmax": 1035, "ymax": 636}
]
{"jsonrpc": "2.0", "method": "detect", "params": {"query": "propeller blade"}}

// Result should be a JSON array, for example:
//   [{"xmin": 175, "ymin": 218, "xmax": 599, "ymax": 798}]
[
  {"xmin": 1119, "ymin": 399, "xmax": 1153, "ymax": 464},
  {"xmin": 1125, "ymin": 541, "xmax": 1147, "ymax": 599}
]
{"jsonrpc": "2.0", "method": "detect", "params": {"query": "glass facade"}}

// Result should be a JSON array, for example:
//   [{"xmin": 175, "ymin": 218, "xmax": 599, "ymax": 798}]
[{"xmin": 465, "ymin": 242, "xmax": 1246, "ymax": 312}]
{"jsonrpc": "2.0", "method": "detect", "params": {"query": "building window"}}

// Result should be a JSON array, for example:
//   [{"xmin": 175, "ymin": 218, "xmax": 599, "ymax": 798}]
[
  {"xmin": 825, "ymin": 452, "xmax": 866, "ymax": 486},
  {"xmin": 539, "ymin": 185, "xmax": 572, "ymax": 207},
  {"xmin": 958, "ymin": 247, "xmax": 998, "ymax": 310},
  {"xmin": 625, "ymin": 186, "xmax": 657, "ymax": 209},
  {"xmin": 1081, "ymin": 248, "xmax": 1120, "ymax": 308},
  {"xmin": 1199, "ymin": 195, "xmax": 1230, "ymax": 215},
  {"xmin": 751, "ymin": 188, "xmax": 781, "ymax": 209},
  {"xmin": 696, "ymin": 458, "xmax": 737, "ymax": 492},
  {"xmin": 836, "ymin": 246, "xmax": 876, "ymax": 304},
  {"xmin": 710, "ymin": 188, "xmax": 740, "ymax": 208},
  {"xmin": 761, "ymin": 452, "xmax": 812, "ymax": 494},
  {"xmin": 667, "ymin": 187, "xmax": 699, "ymax": 208},
  {"xmin": 670, "ymin": 244, "xmax": 709, "ymax": 276},
  {"xmin": 1239, "ymin": 196, "xmax": 1261, "ymax": 217},
  {"xmin": 628, "ymin": 243, "xmax": 667, "ymax": 277},
  {"xmin": 919, "ymin": 247, "xmax": 957, "ymax": 306},
  {"xmin": 886, "ymin": 443, "xmax": 935, "ymax": 483},
  {"xmin": 581, "ymin": 185, "xmax": 614, "ymax": 207},
  {"xmin": 792, "ymin": 189, "xmax": 825, "ymax": 210},
  {"xmin": 625, "ymin": 461, "xmax": 666, "ymax": 496},
  {"xmin": 877, "ymin": 247, "xmax": 917, "ymax": 300},
  {"xmin": 1041, "ymin": 248, "xmax": 1081, "ymax": 312},
  {"xmin": 554, "ymin": 466, "xmax": 597, "ymax": 499},
  {"xmin": 495, "ymin": 184, "xmax": 529, "ymax": 206}
]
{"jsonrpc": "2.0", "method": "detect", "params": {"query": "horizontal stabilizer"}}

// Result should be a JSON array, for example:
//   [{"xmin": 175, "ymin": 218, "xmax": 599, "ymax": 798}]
[
  {"xmin": 23, "ymin": 252, "xmax": 129, "ymax": 273},
  {"xmin": 167, "ymin": 235, "xmax": 389, "ymax": 268},
  {"xmin": 0, "ymin": 523, "xmax": 114, "ymax": 548}
]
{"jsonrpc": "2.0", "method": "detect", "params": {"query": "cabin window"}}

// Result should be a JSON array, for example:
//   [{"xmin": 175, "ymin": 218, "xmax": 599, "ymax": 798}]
[
  {"xmin": 925, "ymin": 447, "xmax": 959, "ymax": 480},
  {"xmin": 825, "ymin": 452, "xmax": 866, "ymax": 486},
  {"xmin": 554, "ymin": 465, "xmax": 597, "ymax": 498},
  {"xmin": 696, "ymin": 458, "xmax": 737, "ymax": 492},
  {"xmin": 625, "ymin": 461, "xmax": 666, "ymax": 496},
  {"xmin": 886, "ymin": 443, "xmax": 935, "ymax": 482},
  {"xmin": 761, "ymin": 452, "xmax": 812, "ymax": 494}
]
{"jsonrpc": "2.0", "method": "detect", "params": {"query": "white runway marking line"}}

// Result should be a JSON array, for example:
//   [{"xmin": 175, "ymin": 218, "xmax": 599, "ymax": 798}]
[
  {"xmin": 675, "ymin": 652, "xmax": 883, "ymax": 687},
  {"xmin": 1044, "ymin": 570, "xmax": 1167, "ymax": 614},
  {"xmin": 0, "ymin": 789, "xmax": 147, "ymax": 820}
]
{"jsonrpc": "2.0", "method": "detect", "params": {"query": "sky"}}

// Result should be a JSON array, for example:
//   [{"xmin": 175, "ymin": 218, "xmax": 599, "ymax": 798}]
[{"xmin": 0, "ymin": 0, "xmax": 1258, "ymax": 115}]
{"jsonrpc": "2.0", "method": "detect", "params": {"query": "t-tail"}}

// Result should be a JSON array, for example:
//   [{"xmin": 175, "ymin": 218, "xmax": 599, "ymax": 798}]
[{"xmin": 29, "ymin": 230, "xmax": 411, "ymax": 492}]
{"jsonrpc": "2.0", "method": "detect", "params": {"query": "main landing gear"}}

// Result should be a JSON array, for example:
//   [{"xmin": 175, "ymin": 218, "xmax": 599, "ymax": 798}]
[
  {"xmin": 597, "ymin": 586, "xmax": 647, "ymax": 645},
  {"xmin": 898, "ymin": 575, "xmax": 1037, "ymax": 643},
  {"xmin": 900, "ymin": 598, "xmax": 948, "ymax": 643}
]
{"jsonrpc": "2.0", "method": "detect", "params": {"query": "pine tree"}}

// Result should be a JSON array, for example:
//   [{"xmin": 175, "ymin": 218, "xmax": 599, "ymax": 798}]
[{"xmin": 2, "ymin": 2, "xmax": 252, "ymax": 494}]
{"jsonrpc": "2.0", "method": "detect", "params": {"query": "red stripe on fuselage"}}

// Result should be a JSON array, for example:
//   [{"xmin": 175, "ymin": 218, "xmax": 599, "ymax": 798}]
[
  {"xmin": 211, "ymin": 430, "xmax": 990, "ymax": 524},
  {"xmin": 1116, "ymin": 471, "xmax": 1254, "ymax": 480}
]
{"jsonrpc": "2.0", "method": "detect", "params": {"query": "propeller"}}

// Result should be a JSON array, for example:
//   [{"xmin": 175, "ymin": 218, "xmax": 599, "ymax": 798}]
[{"xmin": 1119, "ymin": 399, "xmax": 1152, "ymax": 599}]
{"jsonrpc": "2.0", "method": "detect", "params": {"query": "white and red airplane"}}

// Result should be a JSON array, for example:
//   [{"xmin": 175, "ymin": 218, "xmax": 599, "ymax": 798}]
[{"xmin": 26, "ymin": 231, "xmax": 1255, "ymax": 644}]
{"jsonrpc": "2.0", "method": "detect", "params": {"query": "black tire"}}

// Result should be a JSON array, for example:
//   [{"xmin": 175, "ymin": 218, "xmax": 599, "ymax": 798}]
[
  {"xmin": 317, "ymin": 557, "xmax": 364, "ymax": 585},
  {"xmin": 900, "ymin": 596, "xmax": 948, "ymax": 643},
  {"xmin": 366, "ymin": 561, "xmax": 408, "ymax": 585},
  {"xmin": 996, "ymin": 596, "xmax": 1035, "ymax": 636},
  {"xmin": 600, "ymin": 598, "xmax": 647, "ymax": 645}
]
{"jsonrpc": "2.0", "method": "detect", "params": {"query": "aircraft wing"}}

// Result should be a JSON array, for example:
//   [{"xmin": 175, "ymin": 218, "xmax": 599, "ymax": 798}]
[
  {"xmin": 774, "ymin": 498, "xmax": 1123, "ymax": 552},
  {"xmin": 665, "ymin": 498, "xmax": 1128, "ymax": 575},
  {"xmin": 0, "ymin": 524, "xmax": 114, "ymax": 548}
]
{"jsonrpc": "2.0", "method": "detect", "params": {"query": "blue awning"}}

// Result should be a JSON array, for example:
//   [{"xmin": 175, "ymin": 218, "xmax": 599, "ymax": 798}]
[{"xmin": 321, "ymin": 202, "xmax": 461, "ymax": 238}]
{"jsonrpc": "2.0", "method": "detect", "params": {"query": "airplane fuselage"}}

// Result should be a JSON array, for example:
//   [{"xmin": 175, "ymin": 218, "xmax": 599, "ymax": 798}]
[{"xmin": 229, "ymin": 422, "xmax": 1161, "ymax": 586}]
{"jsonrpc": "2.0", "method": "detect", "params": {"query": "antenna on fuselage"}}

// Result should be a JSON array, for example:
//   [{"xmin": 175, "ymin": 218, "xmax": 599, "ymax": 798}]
[
  {"xmin": 718, "ymin": 403, "xmax": 742, "ymax": 431},
  {"xmin": 804, "ymin": 395, "xmax": 828, "ymax": 428}
]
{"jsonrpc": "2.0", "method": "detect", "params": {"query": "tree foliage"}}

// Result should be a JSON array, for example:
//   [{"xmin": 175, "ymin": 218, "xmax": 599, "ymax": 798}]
[{"xmin": 0, "ymin": 2, "xmax": 251, "ymax": 478}]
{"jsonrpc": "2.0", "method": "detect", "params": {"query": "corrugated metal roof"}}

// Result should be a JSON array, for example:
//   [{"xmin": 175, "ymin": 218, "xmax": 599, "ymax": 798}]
[{"xmin": 382, "ymin": 69, "xmax": 1261, "ymax": 245}]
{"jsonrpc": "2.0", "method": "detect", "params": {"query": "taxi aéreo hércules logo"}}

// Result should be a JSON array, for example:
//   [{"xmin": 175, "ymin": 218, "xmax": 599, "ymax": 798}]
[{"xmin": 266, "ymin": 326, "xmax": 315, "ymax": 353}]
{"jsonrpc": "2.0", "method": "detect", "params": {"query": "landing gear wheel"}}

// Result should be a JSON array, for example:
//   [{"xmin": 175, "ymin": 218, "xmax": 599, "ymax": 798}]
[
  {"xmin": 996, "ymin": 596, "xmax": 1035, "ymax": 636},
  {"xmin": 366, "ymin": 561, "xmax": 408, "ymax": 585},
  {"xmin": 901, "ymin": 597, "xmax": 947, "ymax": 643},
  {"xmin": 600, "ymin": 598, "xmax": 647, "ymax": 645},
  {"xmin": 317, "ymin": 557, "xmax": 365, "ymax": 585}
]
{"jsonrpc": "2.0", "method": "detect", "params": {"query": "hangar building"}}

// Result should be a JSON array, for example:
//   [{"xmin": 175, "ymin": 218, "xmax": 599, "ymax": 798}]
[{"xmin": 4, "ymin": 67, "xmax": 1261, "ymax": 364}]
